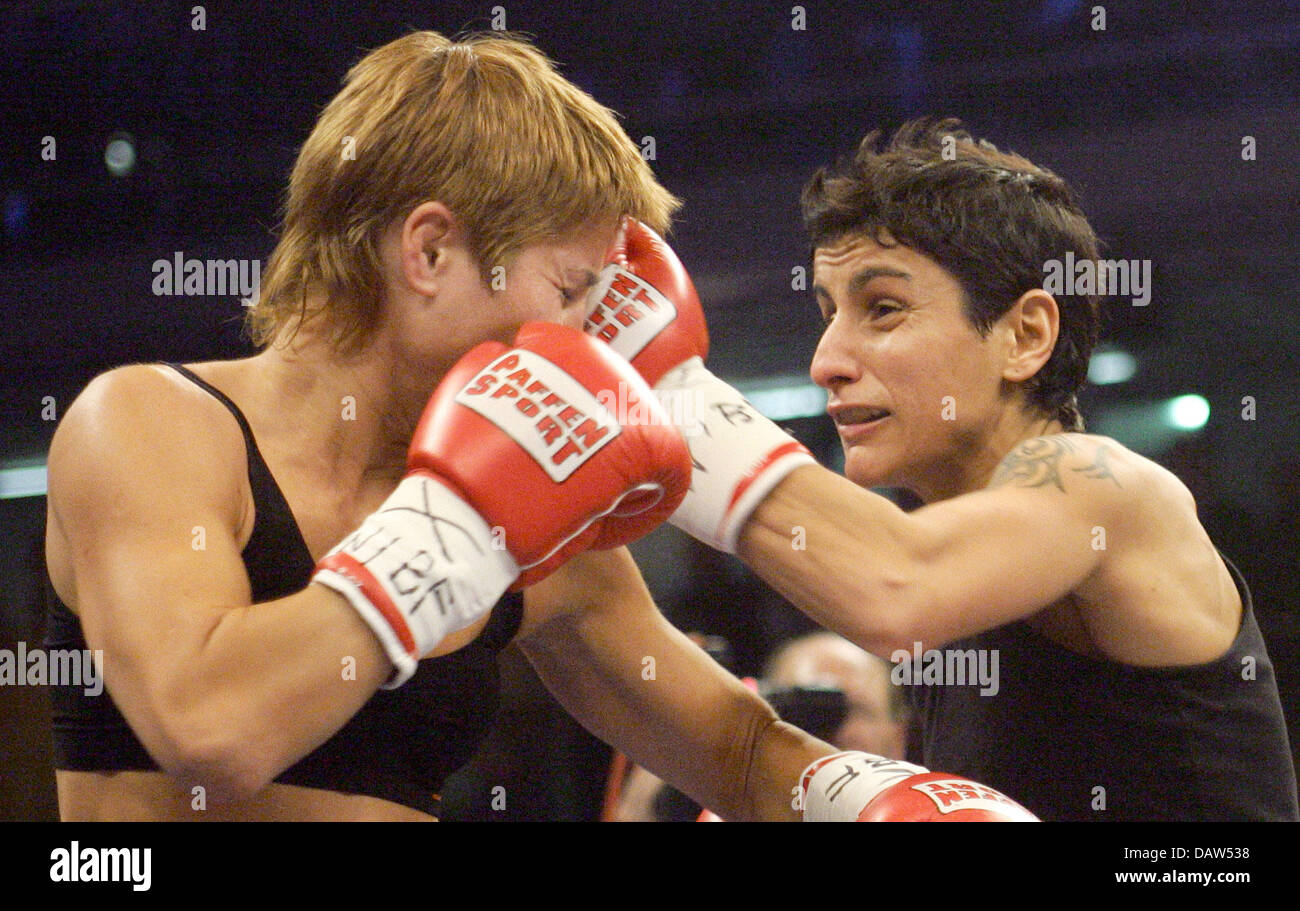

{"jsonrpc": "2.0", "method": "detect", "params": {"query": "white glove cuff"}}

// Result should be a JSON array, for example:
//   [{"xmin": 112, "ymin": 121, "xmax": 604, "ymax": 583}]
[
  {"xmin": 313, "ymin": 474, "xmax": 519, "ymax": 688},
  {"xmin": 718, "ymin": 444, "xmax": 817, "ymax": 552},
  {"xmin": 655, "ymin": 357, "xmax": 816, "ymax": 553},
  {"xmin": 799, "ymin": 751, "xmax": 929, "ymax": 822}
]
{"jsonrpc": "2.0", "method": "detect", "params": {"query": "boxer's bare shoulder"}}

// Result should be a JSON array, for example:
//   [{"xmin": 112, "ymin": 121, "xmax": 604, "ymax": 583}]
[
  {"xmin": 988, "ymin": 432, "xmax": 1239, "ymax": 665},
  {"xmin": 52, "ymin": 363, "xmax": 247, "ymax": 472},
  {"xmin": 988, "ymin": 432, "xmax": 1200, "ymax": 515},
  {"xmin": 988, "ymin": 433, "xmax": 1134, "ymax": 495},
  {"xmin": 985, "ymin": 431, "xmax": 1187, "ymax": 550},
  {"xmin": 45, "ymin": 363, "xmax": 252, "ymax": 613}
]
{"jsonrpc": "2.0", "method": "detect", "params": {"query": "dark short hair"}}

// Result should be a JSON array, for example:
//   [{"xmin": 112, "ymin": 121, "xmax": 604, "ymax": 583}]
[{"xmin": 801, "ymin": 117, "xmax": 1102, "ymax": 430}]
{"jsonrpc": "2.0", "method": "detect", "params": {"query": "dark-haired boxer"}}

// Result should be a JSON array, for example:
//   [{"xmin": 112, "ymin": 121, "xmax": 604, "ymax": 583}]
[{"xmin": 587, "ymin": 119, "xmax": 1298, "ymax": 821}]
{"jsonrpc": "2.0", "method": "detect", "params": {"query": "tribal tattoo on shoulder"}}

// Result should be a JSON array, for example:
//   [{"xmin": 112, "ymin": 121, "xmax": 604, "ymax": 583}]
[
  {"xmin": 1072, "ymin": 443, "xmax": 1123, "ymax": 487},
  {"xmin": 989, "ymin": 435, "xmax": 1123, "ymax": 492},
  {"xmin": 990, "ymin": 435, "xmax": 1076, "ymax": 491}
]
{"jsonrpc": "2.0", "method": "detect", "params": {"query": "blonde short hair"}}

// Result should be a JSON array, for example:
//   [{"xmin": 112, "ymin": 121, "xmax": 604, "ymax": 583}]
[{"xmin": 248, "ymin": 30, "xmax": 680, "ymax": 350}]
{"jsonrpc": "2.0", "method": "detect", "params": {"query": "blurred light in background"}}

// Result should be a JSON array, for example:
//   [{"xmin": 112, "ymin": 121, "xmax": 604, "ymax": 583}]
[
  {"xmin": 3, "ymin": 190, "xmax": 30, "ymax": 241},
  {"xmin": 1038, "ymin": 0, "xmax": 1084, "ymax": 31},
  {"xmin": 735, "ymin": 376, "xmax": 828, "ymax": 421},
  {"xmin": 1092, "ymin": 394, "xmax": 1211, "ymax": 455},
  {"xmin": 0, "ymin": 463, "xmax": 48, "ymax": 500},
  {"xmin": 104, "ymin": 132, "xmax": 136, "ymax": 178},
  {"xmin": 1087, "ymin": 347, "xmax": 1138, "ymax": 385},
  {"xmin": 1165, "ymin": 394, "xmax": 1211, "ymax": 430},
  {"xmin": 892, "ymin": 24, "xmax": 925, "ymax": 112}
]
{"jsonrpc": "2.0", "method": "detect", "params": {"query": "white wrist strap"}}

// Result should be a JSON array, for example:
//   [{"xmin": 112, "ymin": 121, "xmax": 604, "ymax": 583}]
[
  {"xmin": 655, "ymin": 357, "xmax": 816, "ymax": 552},
  {"xmin": 313, "ymin": 474, "xmax": 518, "ymax": 688},
  {"xmin": 800, "ymin": 752, "xmax": 929, "ymax": 822}
]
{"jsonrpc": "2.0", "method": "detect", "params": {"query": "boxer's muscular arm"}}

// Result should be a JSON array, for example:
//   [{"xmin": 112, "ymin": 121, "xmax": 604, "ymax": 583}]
[
  {"xmin": 738, "ymin": 434, "xmax": 1228, "ymax": 664},
  {"xmin": 47, "ymin": 366, "xmax": 389, "ymax": 802},
  {"xmin": 518, "ymin": 547, "xmax": 832, "ymax": 821}
]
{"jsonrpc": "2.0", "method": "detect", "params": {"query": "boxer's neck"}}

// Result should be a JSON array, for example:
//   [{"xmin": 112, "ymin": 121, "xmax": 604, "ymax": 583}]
[
  {"xmin": 248, "ymin": 316, "xmax": 421, "ymax": 490},
  {"xmin": 906, "ymin": 409, "xmax": 1066, "ymax": 504}
]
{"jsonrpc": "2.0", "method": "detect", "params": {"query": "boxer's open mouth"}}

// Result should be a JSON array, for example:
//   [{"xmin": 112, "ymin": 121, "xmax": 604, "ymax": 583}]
[
  {"xmin": 829, "ymin": 405, "xmax": 891, "ymax": 440},
  {"xmin": 833, "ymin": 406, "xmax": 889, "ymax": 424}
]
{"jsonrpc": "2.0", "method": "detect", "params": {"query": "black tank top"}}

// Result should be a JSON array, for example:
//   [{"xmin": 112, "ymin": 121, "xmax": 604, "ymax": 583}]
[
  {"xmin": 907, "ymin": 556, "xmax": 1299, "ymax": 821},
  {"xmin": 45, "ymin": 363, "xmax": 523, "ymax": 816}
]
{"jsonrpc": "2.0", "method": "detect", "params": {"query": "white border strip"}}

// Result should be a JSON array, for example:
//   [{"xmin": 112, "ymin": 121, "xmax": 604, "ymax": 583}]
[{"xmin": 0, "ymin": 464, "xmax": 48, "ymax": 499}]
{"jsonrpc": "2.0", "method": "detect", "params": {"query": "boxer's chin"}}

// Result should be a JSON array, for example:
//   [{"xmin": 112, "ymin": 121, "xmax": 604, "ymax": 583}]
[{"xmin": 842, "ymin": 446, "xmax": 895, "ymax": 490}]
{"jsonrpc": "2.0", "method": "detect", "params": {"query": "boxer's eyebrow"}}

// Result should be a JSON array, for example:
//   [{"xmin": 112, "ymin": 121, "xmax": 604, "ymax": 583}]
[
  {"xmin": 564, "ymin": 269, "xmax": 601, "ymax": 289},
  {"xmin": 847, "ymin": 267, "xmax": 911, "ymax": 294},
  {"xmin": 812, "ymin": 267, "xmax": 912, "ymax": 303}
]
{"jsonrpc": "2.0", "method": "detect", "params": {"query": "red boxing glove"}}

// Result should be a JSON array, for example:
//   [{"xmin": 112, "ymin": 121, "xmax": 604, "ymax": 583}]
[
  {"xmin": 798, "ymin": 752, "xmax": 1039, "ymax": 822},
  {"xmin": 585, "ymin": 218, "xmax": 710, "ymax": 386},
  {"xmin": 314, "ymin": 322, "xmax": 690, "ymax": 686},
  {"xmin": 413, "ymin": 320, "xmax": 690, "ymax": 584},
  {"xmin": 586, "ymin": 220, "xmax": 815, "ymax": 553}
]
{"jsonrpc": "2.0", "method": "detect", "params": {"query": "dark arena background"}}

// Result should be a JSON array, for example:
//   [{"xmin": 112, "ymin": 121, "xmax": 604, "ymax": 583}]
[{"xmin": 0, "ymin": 0, "xmax": 1296, "ymax": 873}]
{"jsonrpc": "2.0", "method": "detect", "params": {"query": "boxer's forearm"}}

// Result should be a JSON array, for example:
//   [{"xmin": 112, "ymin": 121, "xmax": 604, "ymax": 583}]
[
  {"xmin": 521, "ymin": 604, "xmax": 781, "ymax": 820},
  {"xmin": 744, "ymin": 718, "xmax": 837, "ymax": 821},
  {"xmin": 737, "ymin": 465, "xmax": 924, "ymax": 658},
  {"xmin": 521, "ymin": 549, "xmax": 831, "ymax": 821}
]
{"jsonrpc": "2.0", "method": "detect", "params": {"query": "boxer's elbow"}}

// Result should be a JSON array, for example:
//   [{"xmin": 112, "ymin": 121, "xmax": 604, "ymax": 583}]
[
  {"xmin": 160, "ymin": 732, "xmax": 275, "ymax": 806},
  {"xmin": 823, "ymin": 561, "xmax": 931, "ymax": 659},
  {"xmin": 722, "ymin": 707, "xmax": 787, "ymax": 822},
  {"xmin": 859, "ymin": 522, "xmax": 961, "ymax": 656},
  {"xmin": 741, "ymin": 715, "xmax": 828, "ymax": 822},
  {"xmin": 145, "ymin": 697, "xmax": 278, "ymax": 805}
]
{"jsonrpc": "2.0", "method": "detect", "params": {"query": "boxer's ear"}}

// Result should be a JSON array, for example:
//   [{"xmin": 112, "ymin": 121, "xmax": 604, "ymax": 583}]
[
  {"xmin": 400, "ymin": 201, "xmax": 461, "ymax": 296},
  {"xmin": 998, "ymin": 289, "xmax": 1059, "ymax": 384}
]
